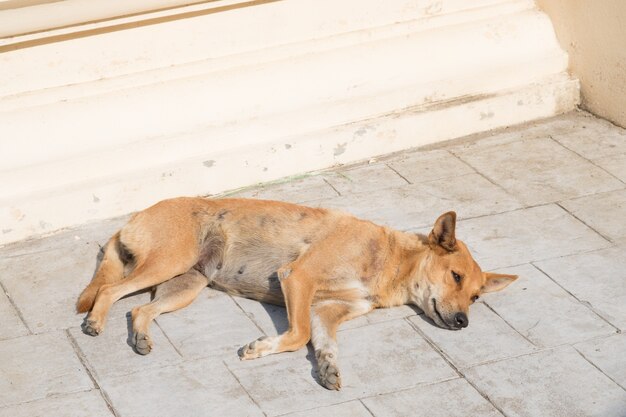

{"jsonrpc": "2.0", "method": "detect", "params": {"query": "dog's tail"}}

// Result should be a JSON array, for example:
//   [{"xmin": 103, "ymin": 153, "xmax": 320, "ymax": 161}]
[{"xmin": 76, "ymin": 231, "xmax": 126, "ymax": 313}]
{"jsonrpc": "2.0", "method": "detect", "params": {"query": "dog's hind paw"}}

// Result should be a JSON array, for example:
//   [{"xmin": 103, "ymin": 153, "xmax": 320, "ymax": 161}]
[
  {"xmin": 133, "ymin": 332, "xmax": 153, "ymax": 355},
  {"xmin": 81, "ymin": 318, "xmax": 102, "ymax": 336},
  {"xmin": 318, "ymin": 355, "xmax": 341, "ymax": 390}
]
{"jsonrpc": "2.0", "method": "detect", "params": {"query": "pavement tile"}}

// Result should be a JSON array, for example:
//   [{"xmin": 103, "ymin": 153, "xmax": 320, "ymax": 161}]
[
  {"xmin": 455, "ymin": 204, "xmax": 610, "ymax": 270},
  {"xmin": 453, "ymin": 137, "xmax": 623, "ymax": 206},
  {"xmin": 464, "ymin": 347, "xmax": 626, "ymax": 417},
  {"xmin": 484, "ymin": 264, "xmax": 616, "ymax": 347},
  {"xmin": 1, "ymin": 111, "xmax": 625, "ymax": 417},
  {"xmin": 231, "ymin": 175, "xmax": 338, "ymax": 203},
  {"xmin": 408, "ymin": 303, "xmax": 536, "ymax": 368},
  {"xmin": 232, "ymin": 296, "xmax": 289, "ymax": 336},
  {"xmin": 551, "ymin": 117, "xmax": 626, "ymax": 160},
  {"xmin": 317, "ymin": 173, "xmax": 522, "ymax": 231},
  {"xmin": 0, "ymin": 390, "xmax": 113, "ymax": 417},
  {"xmin": 0, "ymin": 332, "xmax": 93, "ymax": 407},
  {"xmin": 0, "ymin": 216, "xmax": 127, "ymax": 259},
  {"xmin": 322, "ymin": 163, "xmax": 408, "ymax": 195},
  {"xmin": 441, "ymin": 110, "xmax": 589, "ymax": 153},
  {"xmin": 575, "ymin": 334, "xmax": 626, "ymax": 389},
  {"xmin": 281, "ymin": 400, "xmax": 373, "ymax": 417},
  {"xmin": 69, "ymin": 316, "xmax": 182, "ymax": 381},
  {"xmin": 0, "ymin": 243, "xmax": 150, "ymax": 333},
  {"xmin": 155, "ymin": 288, "xmax": 261, "ymax": 360},
  {"xmin": 0, "ymin": 288, "xmax": 29, "ymax": 340},
  {"xmin": 535, "ymin": 245, "xmax": 626, "ymax": 330},
  {"xmin": 231, "ymin": 319, "xmax": 456, "ymax": 416},
  {"xmin": 361, "ymin": 378, "xmax": 501, "ymax": 417},
  {"xmin": 101, "ymin": 357, "xmax": 263, "ymax": 417},
  {"xmin": 385, "ymin": 149, "xmax": 474, "ymax": 184},
  {"xmin": 594, "ymin": 153, "xmax": 626, "ymax": 183},
  {"xmin": 560, "ymin": 189, "xmax": 626, "ymax": 241}
]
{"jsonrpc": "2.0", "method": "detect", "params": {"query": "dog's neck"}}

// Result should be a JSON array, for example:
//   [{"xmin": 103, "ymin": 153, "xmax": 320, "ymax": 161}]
[{"xmin": 373, "ymin": 230, "xmax": 430, "ymax": 308}]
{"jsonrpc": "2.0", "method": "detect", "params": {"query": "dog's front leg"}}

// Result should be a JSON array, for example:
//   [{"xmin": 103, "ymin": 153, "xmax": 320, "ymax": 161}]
[
  {"xmin": 310, "ymin": 300, "xmax": 372, "ymax": 390},
  {"xmin": 239, "ymin": 266, "xmax": 316, "ymax": 360}
]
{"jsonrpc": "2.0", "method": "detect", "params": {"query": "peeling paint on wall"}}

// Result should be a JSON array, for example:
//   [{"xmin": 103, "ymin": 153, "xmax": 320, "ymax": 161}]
[
  {"xmin": 333, "ymin": 142, "xmax": 347, "ymax": 156},
  {"xmin": 355, "ymin": 127, "xmax": 368, "ymax": 136},
  {"xmin": 10, "ymin": 208, "xmax": 25, "ymax": 221}
]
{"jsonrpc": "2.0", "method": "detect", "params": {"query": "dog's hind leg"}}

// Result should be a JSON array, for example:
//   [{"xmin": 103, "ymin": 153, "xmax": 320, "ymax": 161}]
[
  {"xmin": 76, "ymin": 232, "xmax": 125, "ymax": 313},
  {"xmin": 131, "ymin": 268, "xmax": 208, "ymax": 355},
  {"xmin": 310, "ymin": 300, "xmax": 372, "ymax": 390},
  {"xmin": 83, "ymin": 254, "xmax": 198, "ymax": 337},
  {"xmin": 239, "ymin": 266, "xmax": 316, "ymax": 360}
]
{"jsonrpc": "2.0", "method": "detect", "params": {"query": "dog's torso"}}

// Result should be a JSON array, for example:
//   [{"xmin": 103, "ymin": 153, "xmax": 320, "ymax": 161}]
[{"xmin": 123, "ymin": 197, "xmax": 419, "ymax": 308}]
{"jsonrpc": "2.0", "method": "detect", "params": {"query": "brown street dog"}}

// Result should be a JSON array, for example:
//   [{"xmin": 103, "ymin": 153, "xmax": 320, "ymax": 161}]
[{"xmin": 76, "ymin": 197, "xmax": 517, "ymax": 390}]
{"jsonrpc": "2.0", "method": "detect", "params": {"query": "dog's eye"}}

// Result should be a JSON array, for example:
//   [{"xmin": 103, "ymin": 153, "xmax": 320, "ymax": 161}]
[
  {"xmin": 452, "ymin": 271, "xmax": 462, "ymax": 283},
  {"xmin": 471, "ymin": 295, "xmax": 479, "ymax": 302}
]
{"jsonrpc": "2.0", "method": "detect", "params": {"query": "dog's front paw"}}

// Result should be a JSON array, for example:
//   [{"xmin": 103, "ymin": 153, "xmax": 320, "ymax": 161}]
[
  {"xmin": 238, "ymin": 336, "xmax": 270, "ymax": 360},
  {"xmin": 133, "ymin": 332, "xmax": 153, "ymax": 355},
  {"xmin": 81, "ymin": 317, "xmax": 103, "ymax": 336},
  {"xmin": 317, "ymin": 353, "xmax": 341, "ymax": 390}
]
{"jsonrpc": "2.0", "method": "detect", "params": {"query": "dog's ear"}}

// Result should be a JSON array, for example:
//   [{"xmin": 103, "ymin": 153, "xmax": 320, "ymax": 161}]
[
  {"xmin": 429, "ymin": 211, "xmax": 457, "ymax": 251},
  {"xmin": 482, "ymin": 272, "xmax": 518, "ymax": 293}
]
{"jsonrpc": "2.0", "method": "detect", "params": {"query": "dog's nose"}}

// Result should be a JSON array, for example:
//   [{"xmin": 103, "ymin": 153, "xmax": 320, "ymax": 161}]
[{"xmin": 454, "ymin": 312, "xmax": 468, "ymax": 328}]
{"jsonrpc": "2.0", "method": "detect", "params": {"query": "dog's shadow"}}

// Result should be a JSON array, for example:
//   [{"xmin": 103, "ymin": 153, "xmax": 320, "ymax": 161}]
[
  {"xmin": 259, "ymin": 303, "xmax": 323, "ymax": 385},
  {"xmin": 259, "ymin": 302, "xmax": 429, "ymax": 387},
  {"xmin": 411, "ymin": 307, "xmax": 439, "ymax": 327}
]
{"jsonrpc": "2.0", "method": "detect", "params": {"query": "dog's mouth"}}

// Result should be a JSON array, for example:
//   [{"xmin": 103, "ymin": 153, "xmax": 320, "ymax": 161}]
[{"xmin": 431, "ymin": 298, "xmax": 453, "ymax": 330}]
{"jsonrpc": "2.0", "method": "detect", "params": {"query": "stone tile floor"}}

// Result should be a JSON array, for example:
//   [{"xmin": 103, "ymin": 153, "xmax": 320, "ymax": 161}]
[{"xmin": 1, "ymin": 110, "xmax": 625, "ymax": 417}]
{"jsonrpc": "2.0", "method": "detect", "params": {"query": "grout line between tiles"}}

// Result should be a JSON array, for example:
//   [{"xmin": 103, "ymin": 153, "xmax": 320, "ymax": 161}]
[
  {"xmin": 530, "ymin": 263, "xmax": 621, "ymax": 334},
  {"xmin": 272, "ymin": 398, "xmax": 373, "ymax": 417},
  {"xmin": 445, "ymin": 150, "xmax": 480, "ymax": 176},
  {"xmin": 404, "ymin": 317, "xmax": 510, "ymax": 417},
  {"xmin": 0, "ymin": 279, "xmax": 33, "ymax": 334},
  {"xmin": 231, "ymin": 295, "xmax": 269, "ymax": 337},
  {"xmin": 359, "ymin": 399, "xmax": 377, "ymax": 417},
  {"xmin": 355, "ymin": 375, "xmax": 462, "ymax": 403},
  {"xmin": 549, "ymin": 135, "xmax": 626, "ymax": 187},
  {"xmin": 154, "ymin": 319, "xmax": 184, "ymax": 358},
  {"xmin": 223, "ymin": 359, "xmax": 269, "ymax": 417},
  {"xmin": 66, "ymin": 329, "xmax": 120, "ymax": 417},
  {"xmin": 448, "ymin": 149, "xmax": 534, "ymax": 207},
  {"xmin": 322, "ymin": 177, "xmax": 342, "ymax": 197},
  {"xmin": 0, "ymin": 388, "xmax": 96, "ymax": 410},
  {"xmin": 573, "ymin": 348, "xmax": 626, "ymax": 393},
  {"xmin": 556, "ymin": 202, "xmax": 613, "ymax": 243},
  {"xmin": 384, "ymin": 162, "xmax": 412, "ymax": 185},
  {"xmin": 482, "ymin": 301, "xmax": 536, "ymax": 347}
]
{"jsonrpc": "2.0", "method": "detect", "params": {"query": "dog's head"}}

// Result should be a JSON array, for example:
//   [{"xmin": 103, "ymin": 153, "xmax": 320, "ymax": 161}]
[{"xmin": 410, "ymin": 211, "xmax": 517, "ymax": 330}]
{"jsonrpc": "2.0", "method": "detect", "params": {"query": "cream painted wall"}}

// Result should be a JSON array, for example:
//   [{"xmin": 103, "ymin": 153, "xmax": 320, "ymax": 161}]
[
  {"xmin": 536, "ymin": 0, "xmax": 626, "ymax": 127},
  {"xmin": 0, "ymin": 0, "xmax": 579, "ymax": 245}
]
